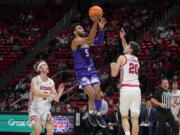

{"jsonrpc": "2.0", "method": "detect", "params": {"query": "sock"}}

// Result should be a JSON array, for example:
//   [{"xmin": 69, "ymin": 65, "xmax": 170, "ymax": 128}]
[
  {"xmin": 97, "ymin": 111, "xmax": 101, "ymax": 116},
  {"xmin": 125, "ymin": 131, "xmax": 130, "ymax": 135},
  {"xmin": 89, "ymin": 110, "xmax": 94, "ymax": 114},
  {"xmin": 95, "ymin": 99, "xmax": 102, "ymax": 114}
]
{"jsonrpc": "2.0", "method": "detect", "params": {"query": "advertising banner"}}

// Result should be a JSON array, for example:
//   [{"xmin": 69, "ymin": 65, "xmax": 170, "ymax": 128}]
[{"xmin": 0, "ymin": 112, "xmax": 75, "ymax": 134}]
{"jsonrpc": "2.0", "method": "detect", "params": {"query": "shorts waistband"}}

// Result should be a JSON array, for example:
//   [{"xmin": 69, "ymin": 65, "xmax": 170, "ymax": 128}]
[
  {"xmin": 121, "ymin": 84, "xmax": 140, "ymax": 87},
  {"xmin": 75, "ymin": 67, "xmax": 94, "ymax": 71}
]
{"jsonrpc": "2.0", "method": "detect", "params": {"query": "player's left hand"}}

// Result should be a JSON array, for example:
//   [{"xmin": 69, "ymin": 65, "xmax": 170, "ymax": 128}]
[
  {"xmin": 119, "ymin": 28, "xmax": 125, "ymax": 39},
  {"xmin": 98, "ymin": 17, "xmax": 107, "ymax": 30},
  {"xmin": 55, "ymin": 83, "xmax": 65, "ymax": 102},
  {"xmin": 58, "ymin": 83, "xmax": 64, "ymax": 94}
]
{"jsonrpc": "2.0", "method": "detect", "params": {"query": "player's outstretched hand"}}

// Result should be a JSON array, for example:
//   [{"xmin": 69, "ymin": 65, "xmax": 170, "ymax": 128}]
[
  {"xmin": 119, "ymin": 28, "xmax": 125, "ymax": 39},
  {"xmin": 49, "ymin": 94, "xmax": 57, "ymax": 101},
  {"xmin": 98, "ymin": 17, "xmax": 107, "ymax": 30},
  {"xmin": 90, "ymin": 15, "xmax": 101, "ymax": 23},
  {"xmin": 55, "ymin": 83, "xmax": 65, "ymax": 102},
  {"xmin": 58, "ymin": 83, "xmax": 64, "ymax": 94}
]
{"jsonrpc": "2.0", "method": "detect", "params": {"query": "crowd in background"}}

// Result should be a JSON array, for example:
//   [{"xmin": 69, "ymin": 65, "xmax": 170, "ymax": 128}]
[{"xmin": 0, "ymin": 0, "xmax": 179, "ymax": 135}]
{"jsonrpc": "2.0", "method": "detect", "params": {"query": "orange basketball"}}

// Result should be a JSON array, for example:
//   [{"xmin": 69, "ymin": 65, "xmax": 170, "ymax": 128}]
[{"xmin": 89, "ymin": 6, "xmax": 103, "ymax": 18}]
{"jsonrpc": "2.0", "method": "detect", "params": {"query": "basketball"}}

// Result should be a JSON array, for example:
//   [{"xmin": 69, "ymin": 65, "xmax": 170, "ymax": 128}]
[{"xmin": 89, "ymin": 6, "xmax": 103, "ymax": 18}]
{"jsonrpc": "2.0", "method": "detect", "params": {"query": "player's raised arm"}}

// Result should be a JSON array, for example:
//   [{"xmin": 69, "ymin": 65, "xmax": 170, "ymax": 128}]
[
  {"xmin": 119, "ymin": 28, "xmax": 128, "ymax": 50},
  {"xmin": 31, "ymin": 77, "xmax": 50, "ymax": 98},
  {"xmin": 110, "ymin": 55, "xmax": 126, "ymax": 77},
  {"xmin": 93, "ymin": 18, "xmax": 107, "ymax": 45}
]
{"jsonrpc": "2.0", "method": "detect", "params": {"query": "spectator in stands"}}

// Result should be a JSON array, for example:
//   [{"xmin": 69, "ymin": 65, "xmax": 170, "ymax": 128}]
[
  {"xmin": 7, "ymin": 36, "xmax": 14, "ymax": 45},
  {"xmin": 107, "ymin": 105, "xmax": 123, "ymax": 135},
  {"xmin": 15, "ymin": 80, "xmax": 26, "ymax": 93},
  {"xmin": 20, "ymin": 89, "xmax": 29, "ymax": 99},
  {"xmin": 100, "ymin": 92, "xmax": 109, "ymax": 116},
  {"xmin": 0, "ymin": 102, "xmax": 6, "ymax": 111},
  {"xmin": 78, "ymin": 104, "xmax": 92, "ymax": 135},
  {"xmin": 139, "ymin": 99, "xmax": 157, "ymax": 135},
  {"xmin": 0, "ymin": 55, "xmax": 3, "ymax": 61},
  {"xmin": 65, "ymin": 103, "xmax": 75, "ymax": 113},
  {"xmin": 163, "ymin": 59, "xmax": 173, "ymax": 78},
  {"xmin": 12, "ymin": 104, "xmax": 21, "ymax": 111},
  {"xmin": 78, "ymin": 91, "xmax": 88, "ymax": 101},
  {"xmin": 109, "ymin": 99, "xmax": 115, "ymax": 107},
  {"xmin": 100, "ymin": 71, "xmax": 109, "ymax": 82},
  {"xmin": 55, "ymin": 106, "xmax": 61, "ymax": 112}
]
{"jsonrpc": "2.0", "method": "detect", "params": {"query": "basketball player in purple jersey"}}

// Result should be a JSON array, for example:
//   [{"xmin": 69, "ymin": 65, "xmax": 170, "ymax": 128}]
[{"xmin": 71, "ymin": 16, "xmax": 107, "ymax": 128}]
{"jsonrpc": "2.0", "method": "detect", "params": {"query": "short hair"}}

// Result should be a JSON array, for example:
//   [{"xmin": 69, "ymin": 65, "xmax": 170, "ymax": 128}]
[
  {"xmin": 129, "ymin": 41, "xmax": 140, "ymax": 56},
  {"xmin": 70, "ymin": 23, "xmax": 81, "ymax": 33},
  {"xmin": 160, "ymin": 78, "xmax": 168, "ymax": 83},
  {"xmin": 146, "ymin": 98, "xmax": 151, "ymax": 102},
  {"xmin": 172, "ymin": 80, "xmax": 178, "ymax": 84},
  {"xmin": 33, "ymin": 60, "xmax": 45, "ymax": 74}
]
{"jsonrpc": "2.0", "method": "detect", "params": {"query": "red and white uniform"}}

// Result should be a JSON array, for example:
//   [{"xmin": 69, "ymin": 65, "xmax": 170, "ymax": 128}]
[
  {"xmin": 119, "ymin": 54, "xmax": 141, "ymax": 117},
  {"xmin": 28, "ymin": 75, "xmax": 54, "ymax": 126},
  {"xmin": 171, "ymin": 90, "xmax": 180, "ymax": 121}
]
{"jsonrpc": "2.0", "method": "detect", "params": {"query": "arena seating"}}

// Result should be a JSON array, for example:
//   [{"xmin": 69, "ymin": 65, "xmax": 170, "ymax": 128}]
[{"xmin": 0, "ymin": 0, "xmax": 74, "ymax": 77}]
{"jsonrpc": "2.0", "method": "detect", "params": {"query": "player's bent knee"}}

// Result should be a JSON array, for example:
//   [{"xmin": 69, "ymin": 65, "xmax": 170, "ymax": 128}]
[
  {"xmin": 34, "ymin": 128, "xmax": 42, "ymax": 135},
  {"xmin": 46, "ymin": 126, "xmax": 54, "ymax": 134},
  {"xmin": 47, "ymin": 129, "xmax": 54, "ymax": 134},
  {"xmin": 88, "ymin": 91, "xmax": 95, "ymax": 100},
  {"xmin": 32, "ymin": 123, "xmax": 42, "ymax": 134}
]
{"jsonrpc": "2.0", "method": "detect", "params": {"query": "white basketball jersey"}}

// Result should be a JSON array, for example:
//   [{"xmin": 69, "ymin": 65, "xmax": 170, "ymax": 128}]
[
  {"xmin": 29, "ymin": 75, "xmax": 54, "ymax": 110},
  {"xmin": 171, "ymin": 90, "xmax": 180, "ymax": 118},
  {"xmin": 120, "ymin": 54, "xmax": 140, "ymax": 86}
]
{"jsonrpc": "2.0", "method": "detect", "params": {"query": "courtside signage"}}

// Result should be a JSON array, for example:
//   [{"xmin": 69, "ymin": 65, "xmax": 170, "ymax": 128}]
[{"xmin": 0, "ymin": 115, "xmax": 34, "ymax": 132}]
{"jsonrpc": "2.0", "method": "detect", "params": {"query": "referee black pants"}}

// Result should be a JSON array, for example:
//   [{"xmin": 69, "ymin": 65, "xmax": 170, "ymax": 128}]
[{"xmin": 155, "ymin": 110, "xmax": 179, "ymax": 135}]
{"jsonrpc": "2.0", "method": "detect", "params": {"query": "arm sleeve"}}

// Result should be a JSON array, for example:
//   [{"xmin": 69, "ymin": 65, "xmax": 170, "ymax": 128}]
[{"xmin": 93, "ymin": 30, "xmax": 104, "ymax": 45}]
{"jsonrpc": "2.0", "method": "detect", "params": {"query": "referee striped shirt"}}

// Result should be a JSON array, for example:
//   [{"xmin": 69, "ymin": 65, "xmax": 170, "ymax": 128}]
[{"xmin": 152, "ymin": 88, "xmax": 172, "ymax": 110}]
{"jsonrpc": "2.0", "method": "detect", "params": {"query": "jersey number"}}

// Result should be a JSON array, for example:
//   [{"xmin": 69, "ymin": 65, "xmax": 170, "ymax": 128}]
[
  {"xmin": 85, "ymin": 49, "xmax": 89, "ymax": 57},
  {"xmin": 129, "ymin": 63, "xmax": 139, "ymax": 74}
]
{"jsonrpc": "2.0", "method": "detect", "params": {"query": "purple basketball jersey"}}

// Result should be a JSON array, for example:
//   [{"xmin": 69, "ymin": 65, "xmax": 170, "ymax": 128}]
[
  {"xmin": 72, "ymin": 45, "xmax": 94, "ymax": 70},
  {"xmin": 72, "ymin": 45, "xmax": 100, "ymax": 88}
]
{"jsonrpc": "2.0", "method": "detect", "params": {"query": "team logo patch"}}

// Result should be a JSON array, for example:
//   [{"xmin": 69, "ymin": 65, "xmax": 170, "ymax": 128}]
[
  {"xmin": 81, "ymin": 77, "xmax": 87, "ymax": 81},
  {"xmin": 52, "ymin": 116, "xmax": 70, "ymax": 133}
]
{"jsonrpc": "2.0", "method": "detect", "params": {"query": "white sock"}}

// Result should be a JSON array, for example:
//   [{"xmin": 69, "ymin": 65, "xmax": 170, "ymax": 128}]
[
  {"xmin": 125, "ymin": 131, "xmax": 130, "ymax": 135},
  {"xmin": 89, "ymin": 110, "xmax": 94, "ymax": 114},
  {"xmin": 97, "ymin": 111, "xmax": 101, "ymax": 116}
]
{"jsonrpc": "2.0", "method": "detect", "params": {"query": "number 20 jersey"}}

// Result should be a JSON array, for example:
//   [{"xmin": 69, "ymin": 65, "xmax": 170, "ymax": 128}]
[{"xmin": 120, "ymin": 54, "xmax": 140, "ymax": 86}]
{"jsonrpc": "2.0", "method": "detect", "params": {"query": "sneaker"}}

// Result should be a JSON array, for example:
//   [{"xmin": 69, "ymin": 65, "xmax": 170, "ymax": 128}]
[
  {"xmin": 96, "ymin": 115, "xmax": 107, "ymax": 128},
  {"xmin": 88, "ymin": 114, "xmax": 97, "ymax": 127}
]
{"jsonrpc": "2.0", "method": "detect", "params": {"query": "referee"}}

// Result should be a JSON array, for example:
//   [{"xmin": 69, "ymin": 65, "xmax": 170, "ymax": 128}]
[{"xmin": 151, "ymin": 78, "xmax": 179, "ymax": 135}]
